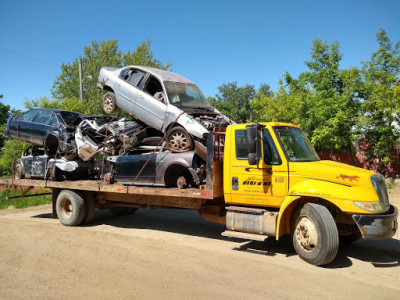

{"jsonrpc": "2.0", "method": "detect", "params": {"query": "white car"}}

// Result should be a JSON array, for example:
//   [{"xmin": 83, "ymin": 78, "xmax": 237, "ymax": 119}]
[{"xmin": 97, "ymin": 66, "xmax": 232, "ymax": 152}]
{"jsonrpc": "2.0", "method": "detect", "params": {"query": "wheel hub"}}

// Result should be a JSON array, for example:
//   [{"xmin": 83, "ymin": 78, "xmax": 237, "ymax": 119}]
[
  {"xmin": 169, "ymin": 132, "xmax": 188, "ymax": 151},
  {"xmin": 294, "ymin": 217, "xmax": 318, "ymax": 251},
  {"xmin": 60, "ymin": 198, "xmax": 73, "ymax": 219}
]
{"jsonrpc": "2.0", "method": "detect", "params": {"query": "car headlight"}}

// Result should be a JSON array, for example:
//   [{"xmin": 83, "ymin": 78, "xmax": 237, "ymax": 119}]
[{"xmin": 353, "ymin": 201, "xmax": 386, "ymax": 213}]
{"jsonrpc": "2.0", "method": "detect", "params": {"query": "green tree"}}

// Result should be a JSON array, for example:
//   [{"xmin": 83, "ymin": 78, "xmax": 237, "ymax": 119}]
[
  {"xmin": 51, "ymin": 40, "xmax": 123, "ymax": 115},
  {"xmin": 123, "ymin": 39, "xmax": 171, "ymax": 69},
  {"xmin": 28, "ymin": 39, "xmax": 171, "ymax": 116},
  {"xmin": 210, "ymin": 82, "xmax": 267, "ymax": 123},
  {"xmin": 252, "ymin": 39, "xmax": 361, "ymax": 153},
  {"xmin": 358, "ymin": 28, "xmax": 400, "ymax": 165},
  {"xmin": 0, "ymin": 97, "xmax": 11, "ymax": 151}
]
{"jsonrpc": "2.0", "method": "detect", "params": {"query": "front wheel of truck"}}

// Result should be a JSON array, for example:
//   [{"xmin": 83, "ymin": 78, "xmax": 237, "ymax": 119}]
[{"xmin": 292, "ymin": 203, "xmax": 339, "ymax": 266}]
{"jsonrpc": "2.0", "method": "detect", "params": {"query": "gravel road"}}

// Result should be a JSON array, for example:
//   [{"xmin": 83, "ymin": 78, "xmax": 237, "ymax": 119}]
[{"xmin": 0, "ymin": 196, "xmax": 400, "ymax": 299}]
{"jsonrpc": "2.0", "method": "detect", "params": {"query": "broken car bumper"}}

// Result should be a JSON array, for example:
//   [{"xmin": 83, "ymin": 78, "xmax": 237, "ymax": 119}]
[{"xmin": 352, "ymin": 205, "xmax": 398, "ymax": 240}]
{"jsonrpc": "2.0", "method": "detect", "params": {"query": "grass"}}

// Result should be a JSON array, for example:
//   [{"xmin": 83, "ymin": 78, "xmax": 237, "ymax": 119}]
[{"xmin": 0, "ymin": 187, "xmax": 51, "ymax": 210}]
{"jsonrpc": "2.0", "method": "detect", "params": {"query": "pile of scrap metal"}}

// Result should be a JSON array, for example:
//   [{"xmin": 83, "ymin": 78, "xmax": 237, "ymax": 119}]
[{"xmin": 7, "ymin": 108, "xmax": 207, "ymax": 188}]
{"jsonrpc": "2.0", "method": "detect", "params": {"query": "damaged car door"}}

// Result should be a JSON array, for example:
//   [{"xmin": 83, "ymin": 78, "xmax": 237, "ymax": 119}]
[
  {"xmin": 112, "ymin": 153, "xmax": 157, "ymax": 184},
  {"xmin": 113, "ymin": 67, "xmax": 145, "ymax": 113},
  {"xmin": 29, "ymin": 110, "xmax": 58, "ymax": 146},
  {"xmin": 135, "ymin": 74, "xmax": 167, "ymax": 130}
]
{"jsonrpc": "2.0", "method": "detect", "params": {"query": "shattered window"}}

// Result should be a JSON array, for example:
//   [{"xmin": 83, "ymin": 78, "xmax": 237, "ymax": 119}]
[
  {"xmin": 35, "ymin": 110, "xmax": 54, "ymax": 125},
  {"xmin": 59, "ymin": 111, "xmax": 84, "ymax": 126},
  {"xmin": 19, "ymin": 109, "xmax": 39, "ymax": 121},
  {"xmin": 128, "ymin": 70, "xmax": 145, "ymax": 86}
]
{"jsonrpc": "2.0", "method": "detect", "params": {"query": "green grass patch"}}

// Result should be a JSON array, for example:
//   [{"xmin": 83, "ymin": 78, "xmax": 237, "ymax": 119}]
[{"xmin": 0, "ymin": 187, "xmax": 51, "ymax": 210}]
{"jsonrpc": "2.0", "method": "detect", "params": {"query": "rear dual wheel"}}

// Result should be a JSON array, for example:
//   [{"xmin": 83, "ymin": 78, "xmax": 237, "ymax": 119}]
[{"xmin": 56, "ymin": 190, "xmax": 95, "ymax": 226}]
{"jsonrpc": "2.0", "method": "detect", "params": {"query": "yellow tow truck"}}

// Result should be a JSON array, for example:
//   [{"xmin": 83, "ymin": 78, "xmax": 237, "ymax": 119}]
[{"xmin": 2, "ymin": 122, "xmax": 397, "ymax": 266}]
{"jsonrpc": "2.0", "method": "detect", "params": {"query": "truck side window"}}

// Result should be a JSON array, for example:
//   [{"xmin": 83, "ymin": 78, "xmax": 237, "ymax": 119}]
[
  {"xmin": 262, "ymin": 129, "xmax": 281, "ymax": 165},
  {"xmin": 235, "ymin": 130, "xmax": 248, "ymax": 159},
  {"xmin": 235, "ymin": 130, "xmax": 262, "ymax": 160}
]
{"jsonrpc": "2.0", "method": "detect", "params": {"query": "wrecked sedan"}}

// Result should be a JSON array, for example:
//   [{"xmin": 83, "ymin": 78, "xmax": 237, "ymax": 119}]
[
  {"xmin": 97, "ymin": 65, "xmax": 233, "ymax": 152},
  {"xmin": 6, "ymin": 108, "xmax": 85, "ymax": 155},
  {"xmin": 14, "ymin": 146, "xmax": 93, "ymax": 181},
  {"xmin": 106, "ymin": 147, "xmax": 206, "ymax": 188},
  {"xmin": 75, "ymin": 117, "xmax": 148, "ymax": 161}
]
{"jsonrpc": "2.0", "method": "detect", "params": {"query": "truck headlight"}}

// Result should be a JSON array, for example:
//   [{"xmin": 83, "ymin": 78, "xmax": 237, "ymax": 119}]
[{"xmin": 353, "ymin": 201, "xmax": 386, "ymax": 213}]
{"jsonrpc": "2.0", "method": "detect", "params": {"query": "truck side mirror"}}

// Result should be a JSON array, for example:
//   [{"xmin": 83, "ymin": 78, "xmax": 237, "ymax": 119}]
[
  {"xmin": 246, "ymin": 125, "xmax": 259, "ymax": 166},
  {"xmin": 248, "ymin": 153, "xmax": 258, "ymax": 165}
]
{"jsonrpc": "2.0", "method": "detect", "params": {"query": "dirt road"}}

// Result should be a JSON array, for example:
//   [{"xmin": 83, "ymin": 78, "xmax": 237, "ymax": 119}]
[{"xmin": 1, "ymin": 198, "xmax": 400, "ymax": 299}]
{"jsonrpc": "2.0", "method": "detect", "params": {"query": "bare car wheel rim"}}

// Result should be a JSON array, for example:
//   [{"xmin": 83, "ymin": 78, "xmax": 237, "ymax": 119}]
[
  {"xmin": 103, "ymin": 96, "xmax": 114, "ymax": 113},
  {"xmin": 15, "ymin": 164, "xmax": 21, "ymax": 179},
  {"xmin": 294, "ymin": 217, "xmax": 318, "ymax": 252},
  {"xmin": 59, "ymin": 198, "xmax": 73, "ymax": 220},
  {"xmin": 168, "ymin": 131, "xmax": 189, "ymax": 151}
]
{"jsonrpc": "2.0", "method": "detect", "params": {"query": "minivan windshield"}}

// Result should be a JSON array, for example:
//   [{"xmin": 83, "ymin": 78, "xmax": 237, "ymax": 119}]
[
  {"xmin": 274, "ymin": 126, "xmax": 320, "ymax": 162},
  {"xmin": 164, "ymin": 82, "xmax": 212, "ymax": 110}
]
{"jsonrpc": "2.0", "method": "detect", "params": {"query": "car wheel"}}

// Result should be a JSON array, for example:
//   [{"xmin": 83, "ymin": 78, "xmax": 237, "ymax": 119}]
[
  {"xmin": 102, "ymin": 92, "xmax": 119, "ymax": 115},
  {"xmin": 166, "ymin": 127, "xmax": 194, "ymax": 152},
  {"xmin": 14, "ymin": 162, "xmax": 24, "ymax": 179}
]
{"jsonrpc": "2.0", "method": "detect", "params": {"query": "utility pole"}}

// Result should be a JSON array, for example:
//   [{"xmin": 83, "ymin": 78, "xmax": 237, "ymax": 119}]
[{"xmin": 79, "ymin": 56, "xmax": 84, "ymax": 100}]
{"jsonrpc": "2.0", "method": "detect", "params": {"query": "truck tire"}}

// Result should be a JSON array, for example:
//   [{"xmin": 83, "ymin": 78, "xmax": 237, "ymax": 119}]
[
  {"xmin": 166, "ymin": 127, "xmax": 194, "ymax": 152},
  {"xmin": 56, "ymin": 190, "xmax": 86, "ymax": 226},
  {"xmin": 110, "ymin": 207, "xmax": 138, "ymax": 216},
  {"xmin": 292, "ymin": 203, "xmax": 339, "ymax": 266},
  {"xmin": 102, "ymin": 92, "xmax": 119, "ymax": 115}
]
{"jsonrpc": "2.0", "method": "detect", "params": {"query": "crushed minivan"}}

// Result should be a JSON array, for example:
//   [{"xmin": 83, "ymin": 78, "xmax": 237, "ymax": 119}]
[{"xmin": 97, "ymin": 65, "xmax": 233, "ymax": 152}]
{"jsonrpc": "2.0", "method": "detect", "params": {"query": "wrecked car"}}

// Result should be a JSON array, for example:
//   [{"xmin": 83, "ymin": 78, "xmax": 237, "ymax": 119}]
[
  {"xmin": 106, "ymin": 145, "xmax": 206, "ymax": 188},
  {"xmin": 14, "ymin": 146, "xmax": 93, "ymax": 181},
  {"xmin": 75, "ymin": 117, "xmax": 148, "ymax": 161},
  {"xmin": 6, "ymin": 108, "xmax": 85, "ymax": 156},
  {"xmin": 97, "ymin": 65, "xmax": 233, "ymax": 152}
]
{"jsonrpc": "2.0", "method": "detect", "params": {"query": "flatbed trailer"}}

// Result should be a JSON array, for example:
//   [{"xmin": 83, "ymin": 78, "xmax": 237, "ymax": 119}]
[{"xmin": 0, "ymin": 177, "xmax": 223, "ymax": 220}]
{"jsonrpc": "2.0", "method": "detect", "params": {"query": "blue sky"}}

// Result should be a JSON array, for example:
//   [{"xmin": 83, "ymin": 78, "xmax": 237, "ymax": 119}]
[{"xmin": 0, "ymin": 0, "xmax": 399, "ymax": 111}]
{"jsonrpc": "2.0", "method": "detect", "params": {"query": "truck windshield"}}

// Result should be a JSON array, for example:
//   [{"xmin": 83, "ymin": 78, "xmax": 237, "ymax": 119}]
[
  {"xmin": 274, "ymin": 126, "xmax": 320, "ymax": 162},
  {"xmin": 164, "ymin": 82, "xmax": 212, "ymax": 110}
]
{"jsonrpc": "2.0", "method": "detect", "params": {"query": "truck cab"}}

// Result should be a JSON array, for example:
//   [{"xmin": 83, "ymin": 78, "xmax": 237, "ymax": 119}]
[{"xmin": 222, "ymin": 123, "xmax": 398, "ymax": 265}]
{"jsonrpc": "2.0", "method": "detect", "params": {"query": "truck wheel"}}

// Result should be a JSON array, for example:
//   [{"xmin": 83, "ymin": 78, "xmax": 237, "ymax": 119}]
[
  {"xmin": 292, "ymin": 203, "xmax": 339, "ymax": 266},
  {"xmin": 102, "ymin": 92, "xmax": 119, "ymax": 115},
  {"xmin": 110, "ymin": 207, "xmax": 138, "ymax": 216},
  {"xmin": 56, "ymin": 190, "xmax": 86, "ymax": 226},
  {"xmin": 166, "ymin": 127, "xmax": 194, "ymax": 152}
]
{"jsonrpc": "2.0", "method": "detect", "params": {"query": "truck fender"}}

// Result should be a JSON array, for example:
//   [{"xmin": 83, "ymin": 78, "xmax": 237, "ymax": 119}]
[{"xmin": 276, "ymin": 195, "xmax": 302, "ymax": 239}]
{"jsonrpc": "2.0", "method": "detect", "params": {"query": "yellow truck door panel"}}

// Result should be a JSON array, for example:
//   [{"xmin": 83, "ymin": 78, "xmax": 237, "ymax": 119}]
[{"xmin": 225, "ymin": 127, "xmax": 288, "ymax": 207}]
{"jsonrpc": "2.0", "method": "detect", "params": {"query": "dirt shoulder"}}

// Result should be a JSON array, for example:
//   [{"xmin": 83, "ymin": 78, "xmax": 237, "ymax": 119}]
[{"xmin": 0, "ymin": 206, "xmax": 400, "ymax": 299}]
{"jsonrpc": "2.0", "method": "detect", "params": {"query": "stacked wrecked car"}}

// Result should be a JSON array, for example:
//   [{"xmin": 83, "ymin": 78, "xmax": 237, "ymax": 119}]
[{"xmin": 6, "ymin": 66, "xmax": 232, "ymax": 188}]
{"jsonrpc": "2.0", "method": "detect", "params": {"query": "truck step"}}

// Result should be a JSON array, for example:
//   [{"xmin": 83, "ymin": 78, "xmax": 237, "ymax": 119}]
[{"xmin": 221, "ymin": 230, "xmax": 268, "ymax": 242}]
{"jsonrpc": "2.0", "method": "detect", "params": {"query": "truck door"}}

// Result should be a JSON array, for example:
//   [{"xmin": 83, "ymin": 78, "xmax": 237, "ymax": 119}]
[{"xmin": 226, "ymin": 128, "xmax": 288, "ymax": 207}]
